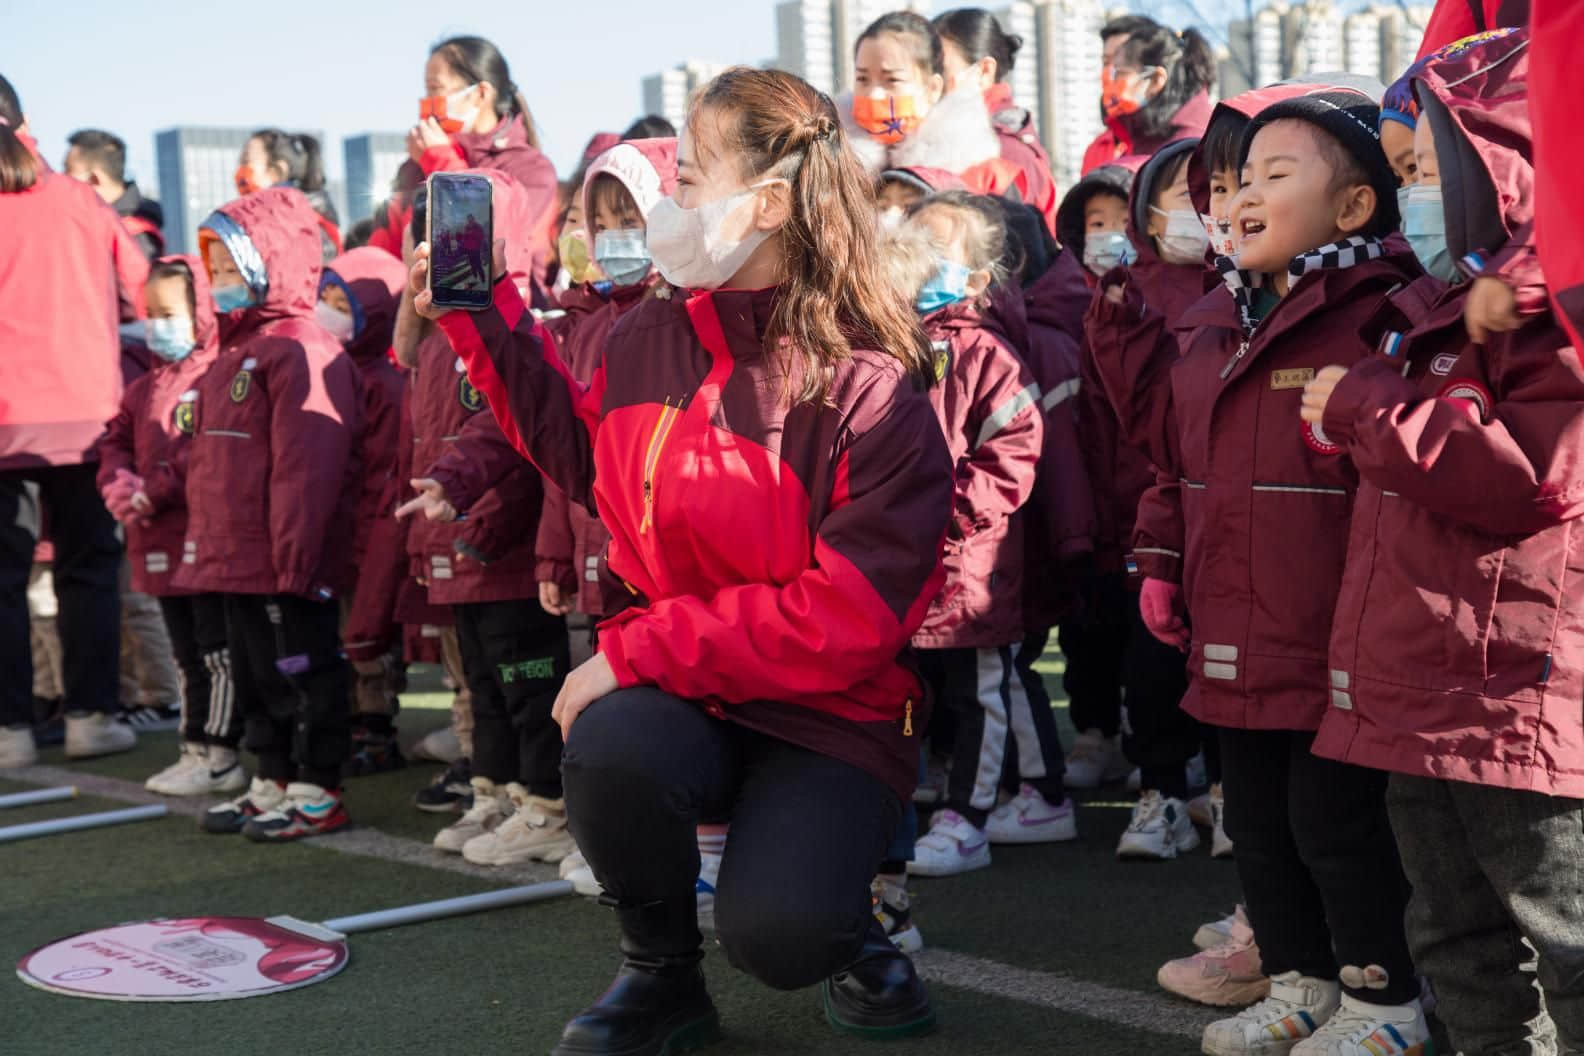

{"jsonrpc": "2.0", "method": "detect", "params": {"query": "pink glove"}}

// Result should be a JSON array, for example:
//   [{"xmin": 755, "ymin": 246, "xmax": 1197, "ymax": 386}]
[
  {"xmin": 1139, "ymin": 577, "xmax": 1189, "ymax": 652},
  {"xmin": 101, "ymin": 468, "xmax": 144, "ymax": 525}
]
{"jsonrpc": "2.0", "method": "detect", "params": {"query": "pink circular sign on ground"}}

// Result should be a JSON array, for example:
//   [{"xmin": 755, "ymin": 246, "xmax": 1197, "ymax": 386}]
[{"xmin": 17, "ymin": 916, "xmax": 348, "ymax": 1001}]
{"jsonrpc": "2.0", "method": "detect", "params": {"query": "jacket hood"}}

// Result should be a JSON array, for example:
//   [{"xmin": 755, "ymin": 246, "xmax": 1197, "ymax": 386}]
[
  {"xmin": 579, "ymin": 132, "xmax": 621, "ymax": 169},
  {"xmin": 323, "ymin": 246, "xmax": 406, "ymax": 362},
  {"xmin": 116, "ymin": 182, "xmax": 164, "ymax": 229},
  {"xmin": 1413, "ymin": 28, "xmax": 1532, "ymax": 264},
  {"xmin": 1129, "ymin": 137, "xmax": 1200, "ymax": 260},
  {"xmin": 1188, "ymin": 82, "xmax": 1364, "ymax": 213},
  {"xmin": 200, "ymin": 186, "xmax": 324, "ymax": 335},
  {"xmin": 1056, "ymin": 160, "xmax": 1141, "ymax": 255},
  {"xmin": 880, "ymin": 165, "xmax": 970, "ymax": 197},
  {"xmin": 1023, "ymin": 250, "xmax": 1092, "ymax": 342},
  {"xmin": 840, "ymin": 84, "xmax": 1003, "ymax": 178},
  {"xmin": 580, "ymin": 137, "xmax": 679, "ymax": 232}
]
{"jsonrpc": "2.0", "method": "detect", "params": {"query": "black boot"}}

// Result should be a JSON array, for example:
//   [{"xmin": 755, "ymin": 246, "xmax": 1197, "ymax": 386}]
[
  {"xmin": 822, "ymin": 917, "xmax": 937, "ymax": 1039},
  {"xmin": 552, "ymin": 896, "xmax": 722, "ymax": 1056}
]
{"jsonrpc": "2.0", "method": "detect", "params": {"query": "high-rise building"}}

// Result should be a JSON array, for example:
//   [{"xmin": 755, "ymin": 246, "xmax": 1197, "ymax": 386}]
[
  {"xmin": 343, "ymin": 133, "xmax": 408, "ymax": 225},
  {"xmin": 1034, "ymin": 0, "xmax": 1105, "ymax": 194},
  {"xmin": 775, "ymin": 0, "xmax": 839, "ymax": 96},
  {"xmin": 641, "ymin": 60, "xmax": 730, "ymax": 133},
  {"xmin": 154, "ymin": 127, "xmax": 253, "ymax": 255},
  {"xmin": 1287, "ymin": 0, "xmax": 1345, "ymax": 75},
  {"xmin": 1222, "ymin": 0, "xmax": 1430, "ymax": 96}
]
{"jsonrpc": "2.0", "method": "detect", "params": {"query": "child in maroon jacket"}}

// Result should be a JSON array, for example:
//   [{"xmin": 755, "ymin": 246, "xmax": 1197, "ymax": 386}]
[
  {"xmin": 97, "ymin": 255, "xmax": 242, "ymax": 799},
  {"xmin": 1301, "ymin": 32, "xmax": 1584, "ymax": 1053},
  {"xmin": 318, "ymin": 246, "xmax": 409, "ymax": 775},
  {"xmin": 1091, "ymin": 92, "xmax": 1435, "ymax": 1053},
  {"xmin": 888, "ymin": 192, "xmax": 1071, "ymax": 880},
  {"xmin": 177, "ymin": 187, "xmax": 364, "ymax": 843}
]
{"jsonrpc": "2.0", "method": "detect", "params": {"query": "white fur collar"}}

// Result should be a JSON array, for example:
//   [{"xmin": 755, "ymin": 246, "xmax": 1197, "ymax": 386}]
[{"xmin": 838, "ymin": 85, "xmax": 1003, "ymax": 178}]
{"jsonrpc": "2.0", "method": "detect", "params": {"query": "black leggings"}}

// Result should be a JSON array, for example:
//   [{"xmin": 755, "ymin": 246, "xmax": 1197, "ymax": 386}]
[
  {"xmin": 159, "ymin": 593, "xmax": 239, "ymax": 748},
  {"xmin": 562, "ymin": 688, "xmax": 901, "ymax": 991},
  {"xmin": 454, "ymin": 598, "xmax": 568, "ymax": 797},
  {"xmin": 225, "ymin": 594, "xmax": 350, "ymax": 788}
]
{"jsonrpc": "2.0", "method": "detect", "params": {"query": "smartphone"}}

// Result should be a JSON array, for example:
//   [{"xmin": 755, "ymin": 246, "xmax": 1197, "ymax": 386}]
[{"xmin": 426, "ymin": 172, "xmax": 494, "ymax": 311}]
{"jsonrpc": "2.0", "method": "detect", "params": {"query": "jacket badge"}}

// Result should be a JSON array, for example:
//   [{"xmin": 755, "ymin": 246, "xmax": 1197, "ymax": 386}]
[
  {"xmin": 229, "ymin": 371, "xmax": 252, "ymax": 403},
  {"xmin": 1438, "ymin": 378, "xmax": 1492, "ymax": 423},
  {"xmin": 1271, "ymin": 368, "xmax": 1314, "ymax": 390},
  {"xmin": 173, "ymin": 401, "xmax": 196, "ymax": 435},
  {"xmin": 458, "ymin": 376, "xmax": 484, "ymax": 412},
  {"xmin": 1429, "ymin": 353, "xmax": 1458, "ymax": 376},
  {"xmin": 1301, "ymin": 421, "xmax": 1342, "ymax": 455}
]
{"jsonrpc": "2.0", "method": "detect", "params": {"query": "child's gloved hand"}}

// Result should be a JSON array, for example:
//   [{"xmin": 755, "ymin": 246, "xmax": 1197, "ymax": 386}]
[
  {"xmin": 101, "ymin": 468, "xmax": 144, "ymax": 524},
  {"xmin": 1139, "ymin": 577, "xmax": 1189, "ymax": 652},
  {"xmin": 1300, "ymin": 365, "xmax": 1349, "ymax": 425},
  {"xmin": 1465, "ymin": 276, "xmax": 1520, "ymax": 345}
]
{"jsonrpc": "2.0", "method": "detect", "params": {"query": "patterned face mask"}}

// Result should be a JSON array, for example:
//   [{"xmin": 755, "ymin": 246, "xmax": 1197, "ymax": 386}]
[{"xmin": 853, "ymin": 89, "xmax": 926, "ymax": 145}]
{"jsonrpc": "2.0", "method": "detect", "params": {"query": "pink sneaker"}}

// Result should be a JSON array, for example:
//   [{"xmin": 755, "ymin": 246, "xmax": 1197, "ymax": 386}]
[{"xmin": 1158, "ymin": 911, "xmax": 1270, "ymax": 1008}]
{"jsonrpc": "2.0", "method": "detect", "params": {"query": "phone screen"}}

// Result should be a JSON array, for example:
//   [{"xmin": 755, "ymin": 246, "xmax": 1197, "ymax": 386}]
[{"xmin": 427, "ymin": 173, "xmax": 493, "ymax": 311}]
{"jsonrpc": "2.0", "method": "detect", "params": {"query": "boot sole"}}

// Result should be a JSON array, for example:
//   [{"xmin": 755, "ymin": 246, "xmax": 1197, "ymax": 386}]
[
  {"xmin": 821, "ymin": 981, "xmax": 938, "ymax": 1040},
  {"xmin": 550, "ymin": 1008, "xmax": 722, "ymax": 1056}
]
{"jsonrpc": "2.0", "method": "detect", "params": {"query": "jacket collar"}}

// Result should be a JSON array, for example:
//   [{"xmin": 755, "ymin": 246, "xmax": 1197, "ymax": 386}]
[{"xmin": 1216, "ymin": 236, "xmax": 1387, "ymax": 334}]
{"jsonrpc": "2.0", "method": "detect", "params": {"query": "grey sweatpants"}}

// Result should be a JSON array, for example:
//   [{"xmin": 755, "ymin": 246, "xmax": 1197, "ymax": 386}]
[{"xmin": 1389, "ymin": 773, "xmax": 1584, "ymax": 1056}]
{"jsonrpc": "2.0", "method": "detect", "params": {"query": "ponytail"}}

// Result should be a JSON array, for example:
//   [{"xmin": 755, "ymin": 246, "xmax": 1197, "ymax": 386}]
[
  {"xmin": 692, "ymin": 67, "xmax": 931, "ymax": 405},
  {"xmin": 431, "ymin": 36, "xmax": 541, "ymax": 149},
  {"xmin": 933, "ymin": 8, "xmax": 1023, "ymax": 82},
  {"xmin": 0, "ymin": 74, "xmax": 39, "ymax": 193},
  {"xmin": 249, "ymin": 128, "xmax": 326, "ymax": 192},
  {"xmin": 1118, "ymin": 24, "xmax": 1218, "ymax": 143}
]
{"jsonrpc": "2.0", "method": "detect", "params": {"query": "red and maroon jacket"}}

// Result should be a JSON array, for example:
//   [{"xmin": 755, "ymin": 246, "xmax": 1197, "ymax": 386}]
[
  {"xmin": 984, "ymin": 83, "xmax": 1058, "ymax": 237},
  {"xmin": 1313, "ymin": 30, "xmax": 1584, "ymax": 797},
  {"xmin": 173, "ymin": 188, "xmax": 364, "ymax": 600},
  {"xmin": 912, "ymin": 301, "xmax": 1043, "ymax": 650},
  {"xmin": 1082, "ymin": 91, "xmax": 1212, "ymax": 176},
  {"xmin": 372, "ymin": 114, "xmax": 558, "ymax": 284},
  {"xmin": 439, "ymin": 281, "xmax": 953, "ymax": 800},
  {"xmin": 95, "ymin": 254, "xmax": 220, "ymax": 595},
  {"xmin": 992, "ymin": 258, "xmax": 1095, "ymax": 629},
  {"xmin": 1094, "ymin": 241, "xmax": 1428, "ymax": 732}
]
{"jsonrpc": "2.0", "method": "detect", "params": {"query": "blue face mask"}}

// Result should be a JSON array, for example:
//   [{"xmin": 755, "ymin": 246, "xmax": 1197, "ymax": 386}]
[
  {"xmin": 1400, "ymin": 183, "xmax": 1458, "ymax": 283},
  {"xmin": 916, "ymin": 259, "xmax": 973, "ymax": 315},
  {"xmin": 1082, "ymin": 231, "xmax": 1136, "ymax": 277},
  {"xmin": 593, "ymin": 228, "xmax": 652, "ymax": 288},
  {"xmin": 146, "ymin": 316, "xmax": 196, "ymax": 362},
  {"xmin": 212, "ymin": 283, "xmax": 254, "ymax": 314}
]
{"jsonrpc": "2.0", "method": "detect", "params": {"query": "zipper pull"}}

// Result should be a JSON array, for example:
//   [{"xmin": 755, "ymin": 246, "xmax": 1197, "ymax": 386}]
[
  {"xmin": 1219, "ymin": 340, "xmax": 1250, "ymax": 380},
  {"xmin": 903, "ymin": 699, "xmax": 914, "ymax": 737}
]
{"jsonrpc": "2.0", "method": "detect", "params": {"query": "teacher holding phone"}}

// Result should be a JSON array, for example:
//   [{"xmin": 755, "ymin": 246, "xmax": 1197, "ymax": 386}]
[{"xmin": 408, "ymin": 67, "xmax": 952, "ymax": 1056}]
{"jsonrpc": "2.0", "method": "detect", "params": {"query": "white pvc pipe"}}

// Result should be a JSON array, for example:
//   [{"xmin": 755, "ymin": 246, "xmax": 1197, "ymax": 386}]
[
  {"xmin": 0, "ymin": 786, "xmax": 77, "ymax": 809},
  {"xmin": 0, "ymin": 804, "xmax": 167, "ymax": 843},
  {"xmin": 322, "ymin": 879, "xmax": 574, "ymax": 935}
]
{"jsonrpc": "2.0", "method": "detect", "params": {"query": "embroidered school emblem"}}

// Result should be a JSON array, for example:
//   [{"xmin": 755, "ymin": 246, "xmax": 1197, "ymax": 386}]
[
  {"xmin": 1270, "ymin": 368, "xmax": 1315, "ymax": 391},
  {"xmin": 173, "ymin": 401, "xmax": 196, "ymax": 435},
  {"xmin": 458, "ymin": 375, "xmax": 484, "ymax": 412},
  {"xmin": 1302, "ymin": 421, "xmax": 1342, "ymax": 456},
  {"xmin": 1429, "ymin": 353, "xmax": 1459, "ymax": 376},
  {"xmin": 230, "ymin": 371, "xmax": 252, "ymax": 403},
  {"xmin": 1438, "ymin": 378, "xmax": 1492, "ymax": 423}
]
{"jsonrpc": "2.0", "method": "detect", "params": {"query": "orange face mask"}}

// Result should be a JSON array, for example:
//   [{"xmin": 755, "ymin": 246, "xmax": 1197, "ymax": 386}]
[
  {"xmin": 852, "ymin": 91, "xmax": 924, "ymax": 146},
  {"xmin": 418, "ymin": 84, "xmax": 480, "ymax": 135},
  {"xmin": 1100, "ymin": 65, "xmax": 1158, "ymax": 121},
  {"xmin": 234, "ymin": 164, "xmax": 260, "ymax": 196}
]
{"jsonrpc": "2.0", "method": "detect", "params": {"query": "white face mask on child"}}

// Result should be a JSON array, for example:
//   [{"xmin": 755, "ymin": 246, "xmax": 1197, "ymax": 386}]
[{"xmin": 1151, "ymin": 207, "xmax": 1211, "ymax": 266}]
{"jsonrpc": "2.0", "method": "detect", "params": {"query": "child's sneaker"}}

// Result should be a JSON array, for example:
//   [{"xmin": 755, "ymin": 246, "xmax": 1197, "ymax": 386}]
[
  {"xmin": 345, "ymin": 725, "xmax": 405, "ymax": 777},
  {"xmin": 696, "ymin": 848, "xmax": 721, "ymax": 934},
  {"xmin": 145, "ymin": 742, "xmax": 204, "ymax": 793},
  {"xmin": 1210, "ymin": 783, "xmax": 1234, "ymax": 858},
  {"xmin": 871, "ymin": 875, "xmax": 923, "ymax": 954},
  {"xmin": 984, "ymin": 783, "xmax": 1078, "ymax": 844},
  {"xmin": 202, "ymin": 777, "xmax": 287, "ymax": 834},
  {"xmin": 64, "ymin": 712, "xmax": 136, "ymax": 759},
  {"xmin": 559, "ymin": 849, "xmax": 603, "ymax": 897},
  {"xmin": 410, "ymin": 724, "xmax": 463, "ymax": 764},
  {"xmin": 1290, "ymin": 994, "xmax": 1430, "ymax": 1056},
  {"xmin": 462, "ymin": 786, "xmax": 574, "ymax": 866},
  {"xmin": 243, "ymin": 782, "xmax": 351, "ymax": 842},
  {"xmin": 1201, "ymin": 972, "xmax": 1341, "ymax": 1056},
  {"xmin": 433, "ymin": 776, "xmax": 509, "ymax": 853},
  {"xmin": 414, "ymin": 757, "xmax": 473, "ymax": 813},
  {"xmin": 0, "ymin": 724, "xmax": 38, "ymax": 768},
  {"xmin": 1195, "ymin": 907, "xmax": 1249, "ymax": 951},
  {"xmin": 908, "ymin": 809, "xmax": 991, "ymax": 877},
  {"xmin": 1157, "ymin": 909, "xmax": 1268, "ymax": 1007},
  {"xmin": 1117, "ymin": 790, "xmax": 1202, "ymax": 859},
  {"xmin": 1062, "ymin": 729, "xmax": 1130, "ymax": 789},
  {"xmin": 152, "ymin": 744, "xmax": 246, "ymax": 797}
]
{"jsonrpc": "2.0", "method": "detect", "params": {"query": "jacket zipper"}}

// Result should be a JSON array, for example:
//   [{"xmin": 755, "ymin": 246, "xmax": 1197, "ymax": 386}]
[
  {"xmin": 903, "ymin": 699, "xmax": 913, "ymax": 737},
  {"xmin": 1219, "ymin": 339, "xmax": 1251, "ymax": 380},
  {"xmin": 639, "ymin": 398, "xmax": 683, "ymax": 536}
]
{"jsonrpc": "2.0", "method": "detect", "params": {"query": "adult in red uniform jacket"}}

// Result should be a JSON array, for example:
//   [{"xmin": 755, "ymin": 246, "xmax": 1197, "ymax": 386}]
[
  {"xmin": 412, "ymin": 68, "xmax": 951, "ymax": 1055},
  {"xmin": 1304, "ymin": 32, "xmax": 1584, "ymax": 1051},
  {"xmin": 176, "ymin": 187, "xmax": 362, "ymax": 820},
  {"xmin": 1080, "ymin": 21, "xmax": 1214, "ymax": 176},
  {"xmin": 0, "ymin": 75, "xmax": 147, "ymax": 761}
]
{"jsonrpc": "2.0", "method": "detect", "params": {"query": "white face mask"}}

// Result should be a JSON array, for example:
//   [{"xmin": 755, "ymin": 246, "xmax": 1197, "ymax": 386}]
[
  {"xmin": 645, "ymin": 179, "xmax": 787, "ymax": 291},
  {"xmin": 1201, "ymin": 213, "xmax": 1237, "ymax": 259},
  {"xmin": 315, "ymin": 300, "xmax": 356, "ymax": 343},
  {"xmin": 1151, "ymin": 207, "xmax": 1211, "ymax": 265}
]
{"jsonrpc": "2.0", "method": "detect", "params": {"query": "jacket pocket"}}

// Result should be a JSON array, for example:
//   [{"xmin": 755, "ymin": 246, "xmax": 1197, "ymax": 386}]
[
  {"xmin": 1485, "ymin": 526, "xmax": 1566, "ymax": 701},
  {"xmin": 1245, "ymin": 483, "xmax": 1351, "ymax": 660}
]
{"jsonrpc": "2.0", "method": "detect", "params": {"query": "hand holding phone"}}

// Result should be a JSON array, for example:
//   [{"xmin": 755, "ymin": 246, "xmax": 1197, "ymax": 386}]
[{"xmin": 426, "ymin": 172, "xmax": 494, "ymax": 311}]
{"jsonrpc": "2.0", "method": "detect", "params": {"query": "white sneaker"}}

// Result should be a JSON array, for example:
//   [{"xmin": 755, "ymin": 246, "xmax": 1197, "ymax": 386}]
[
  {"xmin": 462, "ymin": 785, "xmax": 575, "ymax": 866},
  {"xmin": 149, "ymin": 744, "xmax": 246, "ymax": 796},
  {"xmin": 696, "ymin": 849, "xmax": 721, "ymax": 934},
  {"xmin": 1117, "ymin": 790, "xmax": 1201, "ymax": 859},
  {"xmin": 1063, "ymin": 729, "xmax": 1130, "ymax": 789},
  {"xmin": 985, "ymin": 783, "xmax": 1078, "ymax": 844},
  {"xmin": 1210, "ymin": 783, "xmax": 1234, "ymax": 858},
  {"xmin": 872, "ymin": 874, "xmax": 923, "ymax": 954},
  {"xmin": 559, "ymin": 849, "xmax": 603, "ymax": 897},
  {"xmin": 1196, "ymin": 906, "xmax": 1251, "ymax": 951},
  {"xmin": 145, "ymin": 742, "xmax": 202, "ymax": 792},
  {"xmin": 64, "ymin": 712, "xmax": 136, "ymax": 759},
  {"xmin": 908, "ymin": 809, "xmax": 991, "ymax": 877},
  {"xmin": 434, "ymin": 776, "xmax": 509, "ymax": 853},
  {"xmin": 410, "ymin": 725, "xmax": 462, "ymax": 764},
  {"xmin": 0, "ymin": 724, "xmax": 38, "ymax": 768},
  {"xmin": 1290, "ymin": 994, "xmax": 1430, "ymax": 1056},
  {"xmin": 1202, "ymin": 972, "xmax": 1341, "ymax": 1055},
  {"xmin": 202, "ymin": 776, "xmax": 287, "ymax": 834}
]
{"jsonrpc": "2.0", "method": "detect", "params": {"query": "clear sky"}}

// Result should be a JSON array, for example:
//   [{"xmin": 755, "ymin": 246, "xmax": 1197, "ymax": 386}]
[{"xmin": 3, "ymin": 0, "xmax": 789, "ymax": 195}]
